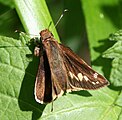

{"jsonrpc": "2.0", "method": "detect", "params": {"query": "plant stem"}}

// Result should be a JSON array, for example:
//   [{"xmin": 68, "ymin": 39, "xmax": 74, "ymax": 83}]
[{"xmin": 14, "ymin": 0, "xmax": 59, "ymax": 41}]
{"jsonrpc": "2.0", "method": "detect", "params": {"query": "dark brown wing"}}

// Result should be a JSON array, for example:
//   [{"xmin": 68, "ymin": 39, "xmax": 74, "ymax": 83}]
[
  {"xmin": 34, "ymin": 51, "xmax": 53, "ymax": 104},
  {"xmin": 60, "ymin": 44, "xmax": 109, "ymax": 92},
  {"xmin": 42, "ymin": 40, "xmax": 69, "ymax": 101}
]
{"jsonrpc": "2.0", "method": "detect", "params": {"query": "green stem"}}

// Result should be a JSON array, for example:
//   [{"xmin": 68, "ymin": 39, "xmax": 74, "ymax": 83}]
[{"xmin": 13, "ymin": 0, "xmax": 60, "ymax": 41}]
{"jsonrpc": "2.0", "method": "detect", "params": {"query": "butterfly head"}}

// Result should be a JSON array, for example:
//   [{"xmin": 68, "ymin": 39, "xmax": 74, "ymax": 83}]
[{"xmin": 39, "ymin": 29, "xmax": 53, "ymax": 41}]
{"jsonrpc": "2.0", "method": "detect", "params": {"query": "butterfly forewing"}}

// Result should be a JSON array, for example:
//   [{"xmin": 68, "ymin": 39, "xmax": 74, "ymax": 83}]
[{"xmin": 60, "ymin": 44, "xmax": 109, "ymax": 91}]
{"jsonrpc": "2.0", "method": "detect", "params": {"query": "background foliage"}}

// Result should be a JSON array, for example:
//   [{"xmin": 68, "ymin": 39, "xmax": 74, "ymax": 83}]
[{"xmin": 0, "ymin": 0, "xmax": 122, "ymax": 120}]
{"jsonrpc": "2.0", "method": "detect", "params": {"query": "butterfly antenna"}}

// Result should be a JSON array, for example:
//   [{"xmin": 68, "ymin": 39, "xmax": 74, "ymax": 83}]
[
  {"xmin": 15, "ymin": 30, "xmax": 39, "ymax": 37},
  {"xmin": 54, "ymin": 9, "xmax": 68, "ymax": 28}
]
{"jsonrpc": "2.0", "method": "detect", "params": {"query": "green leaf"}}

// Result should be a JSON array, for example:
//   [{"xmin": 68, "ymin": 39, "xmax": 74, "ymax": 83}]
[
  {"xmin": 109, "ymin": 30, "xmax": 122, "ymax": 41},
  {"xmin": 103, "ymin": 30, "xmax": 122, "ymax": 87},
  {"xmin": 116, "ymin": 92, "xmax": 122, "ymax": 107},
  {"xmin": 102, "ymin": 30, "xmax": 122, "ymax": 120},
  {"xmin": 0, "ymin": 35, "xmax": 121, "ymax": 120}
]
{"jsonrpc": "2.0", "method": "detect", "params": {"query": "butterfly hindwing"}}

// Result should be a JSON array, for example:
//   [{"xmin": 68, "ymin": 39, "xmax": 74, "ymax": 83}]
[
  {"xmin": 35, "ymin": 50, "xmax": 53, "ymax": 103},
  {"xmin": 34, "ymin": 54, "xmax": 45, "ymax": 104}
]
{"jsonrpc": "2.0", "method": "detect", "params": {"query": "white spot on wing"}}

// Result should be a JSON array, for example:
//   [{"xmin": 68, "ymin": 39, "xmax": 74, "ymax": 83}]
[
  {"xmin": 78, "ymin": 73, "xmax": 83, "ymax": 81},
  {"xmin": 91, "ymin": 81, "xmax": 99, "ymax": 85},
  {"xmin": 84, "ymin": 75, "xmax": 89, "ymax": 81},
  {"xmin": 91, "ymin": 82, "xmax": 96, "ymax": 85},
  {"xmin": 69, "ymin": 71, "xmax": 78, "ymax": 80},
  {"xmin": 96, "ymin": 81, "xmax": 99, "ymax": 84},
  {"xmin": 69, "ymin": 71, "xmax": 73, "ymax": 79},
  {"xmin": 94, "ymin": 73, "xmax": 98, "ymax": 79},
  {"xmin": 74, "ymin": 75, "xmax": 79, "ymax": 80}
]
